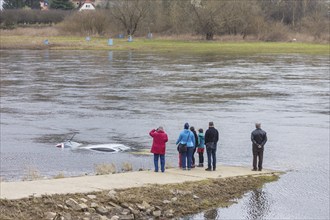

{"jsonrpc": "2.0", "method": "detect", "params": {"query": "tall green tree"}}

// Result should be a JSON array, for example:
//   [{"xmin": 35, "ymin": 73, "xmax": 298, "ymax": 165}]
[
  {"xmin": 3, "ymin": 0, "xmax": 25, "ymax": 9},
  {"xmin": 50, "ymin": 0, "xmax": 74, "ymax": 10}
]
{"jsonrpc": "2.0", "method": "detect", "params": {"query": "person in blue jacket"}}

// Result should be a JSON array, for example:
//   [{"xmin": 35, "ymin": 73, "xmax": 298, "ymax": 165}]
[{"xmin": 176, "ymin": 122, "xmax": 196, "ymax": 170}]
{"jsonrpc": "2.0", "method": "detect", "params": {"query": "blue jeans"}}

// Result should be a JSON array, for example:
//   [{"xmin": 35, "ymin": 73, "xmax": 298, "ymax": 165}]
[
  {"xmin": 181, "ymin": 147, "xmax": 194, "ymax": 169},
  {"xmin": 206, "ymin": 145, "xmax": 217, "ymax": 170},
  {"xmin": 154, "ymin": 154, "xmax": 165, "ymax": 172}
]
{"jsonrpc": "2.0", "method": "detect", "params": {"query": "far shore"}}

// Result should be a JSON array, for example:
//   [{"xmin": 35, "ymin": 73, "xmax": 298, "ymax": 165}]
[{"xmin": 0, "ymin": 34, "xmax": 328, "ymax": 55}]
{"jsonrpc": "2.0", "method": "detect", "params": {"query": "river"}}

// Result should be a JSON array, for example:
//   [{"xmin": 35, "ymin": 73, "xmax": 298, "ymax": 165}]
[{"xmin": 0, "ymin": 50, "xmax": 329, "ymax": 219}]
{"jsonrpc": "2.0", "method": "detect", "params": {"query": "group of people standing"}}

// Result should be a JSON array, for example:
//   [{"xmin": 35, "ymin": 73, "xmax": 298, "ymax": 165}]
[
  {"xmin": 149, "ymin": 122, "xmax": 267, "ymax": 173},
  {"xmin": 175, "ymin": 122, "xmax": 219, "ymax": 171}
]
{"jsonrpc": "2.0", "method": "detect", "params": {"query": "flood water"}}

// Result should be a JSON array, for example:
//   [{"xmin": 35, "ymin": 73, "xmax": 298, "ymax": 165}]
[{"xmin": 0, "ymin": 50, "xmax": 329, "ymax": 219}]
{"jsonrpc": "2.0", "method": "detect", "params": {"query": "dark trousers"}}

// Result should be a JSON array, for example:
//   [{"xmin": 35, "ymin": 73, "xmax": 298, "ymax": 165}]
[
  {"xmin": 192, "ymin": 147, "xmax": 196, "ymax": 166},
  {"xmin": 154, "ymin": 154, "xmax": 165, "ymax": 172},
  {"xmin": 181, "ymin": 147, "xmax": 194, "ymax": 169},
  {"xmin": 252, "ymin": 147, "xmax": 264, "ymax": 170},
  {"xmin": 206, "ymin": 147, "xmax": 217, "ymax": 170},
  {"xmin": 198, "ymin": 152, "xmax": 204, "ymax": 164}
]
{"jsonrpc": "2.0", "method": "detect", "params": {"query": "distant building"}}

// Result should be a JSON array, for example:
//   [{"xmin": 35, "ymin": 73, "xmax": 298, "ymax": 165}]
[
  {"xmin": 38, "ymin": 0, "xmax": 101, "ymax": 11},
  {"xmin": 72, "ymin": 0, "xmax": 106, "ymax": 9},
  {"xmin": 79, "ymin": 0, "xmax": 96, "ymax": 11}
]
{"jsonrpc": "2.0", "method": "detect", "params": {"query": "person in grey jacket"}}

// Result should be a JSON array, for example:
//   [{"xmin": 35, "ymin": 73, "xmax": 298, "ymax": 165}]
[{"xmin": 251, "ymin": 123, "xmax": 267, "ymax": 171}]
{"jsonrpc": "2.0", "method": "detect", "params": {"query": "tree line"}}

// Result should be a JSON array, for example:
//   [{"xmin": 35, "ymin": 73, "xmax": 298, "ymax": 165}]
[
  {"xmin": 2, "ymin": 0, "xmax": 75, "ymax": 10},
  {"xmin": 1, "ymin": 0, "xmax": 329, "ymax": 42}
]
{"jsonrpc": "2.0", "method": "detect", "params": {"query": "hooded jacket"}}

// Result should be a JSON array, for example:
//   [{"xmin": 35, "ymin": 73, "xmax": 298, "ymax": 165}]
[
  {"xmin": 198, "ymin": 133, "xmax": 205, "ymax": 148},
  {"xmin": 176, "ymin": 129, "xmax": 195, "ymax": 147},
  {"xmin": 149, "ymin": 129, "xmax": 168, "ymax": 155}
]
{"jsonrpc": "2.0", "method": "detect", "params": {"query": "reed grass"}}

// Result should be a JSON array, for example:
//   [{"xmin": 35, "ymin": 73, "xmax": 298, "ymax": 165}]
[
  {"xmin": 22, "ymin": 167, "xmax": 42, "ymax": 181},
  {"xmin": 53, "ymin": 172, "xmax": 66, "ymax": 179},
  {"xmin": 94, "ymin": 163, "xmax": 116, "ymax": 175},
  {"xmin": 122, "ymin": 162, "xmax": 133, "ymax": 172}
]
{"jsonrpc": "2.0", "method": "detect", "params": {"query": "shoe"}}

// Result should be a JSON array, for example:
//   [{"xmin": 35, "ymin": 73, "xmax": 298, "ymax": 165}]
[
  {"xmin": 252, "ymin": 169, "xmax": 257, "ymax": 171},
  {"xmin": 213, "ymin": 168, "xmax": 216, "ymax": 171},
  {"xmin": 258, "ymin": 169, "xmax": 262, "ymax": 171},
  {"xmin": 205, "ymin": 168, "xmax": 212, "ymax": 171},
  {"xmin": 154, "ymin": 170, "xmax": 159, "ymax": 172}
]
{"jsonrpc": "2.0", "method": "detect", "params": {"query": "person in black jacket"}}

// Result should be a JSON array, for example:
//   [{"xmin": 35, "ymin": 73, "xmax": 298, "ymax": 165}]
[
  {"xmin": 190, "ymin": 126, "xmax": 198, "ymax": 168},
  {"xmin": 204, "ymin": 121, "xmax": 219, "ymax": 171},
  {"xmin": 251, "ymin": 123, "xmax": 267, "ymax": 171}
]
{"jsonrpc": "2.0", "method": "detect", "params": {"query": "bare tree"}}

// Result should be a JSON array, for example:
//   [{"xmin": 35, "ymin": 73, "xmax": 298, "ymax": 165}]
[
  {"xmin": 223, "ymin": 0, "xmax": 265, "ymax": 39},
  {"xmin": 108, "ymin": 0, "xmax": 151, "ymax": 36},
  {"xmin": 190, "ymin": 0, "xmax": 226, "ymax": 40},
  {"xmin": 302, "ymin": 4, "xmax": 329, "ymax": 40}
]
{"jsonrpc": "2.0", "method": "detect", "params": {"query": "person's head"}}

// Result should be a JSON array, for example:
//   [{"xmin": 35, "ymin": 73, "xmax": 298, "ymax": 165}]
[
  {"xmin": 198, "ymin": 128, "xmax": 203, "ymax": 133},
  {"xmin": 190, "ymin": 126, "xmax": 195, "ymax": 131},
  {"xmin": 157, "ymin": 126, "xmax": 164, "ymax": 131},
  {"xmin": 255, "ymin": 123, "xmax": 261, "ymax": 129},
  {"xmin": 209, "ymin": 121, "xmax": 214, "ymax": 127},
  {"xmin": 184, "ymin": 122, "xmax": 189, "ymax": 129}
]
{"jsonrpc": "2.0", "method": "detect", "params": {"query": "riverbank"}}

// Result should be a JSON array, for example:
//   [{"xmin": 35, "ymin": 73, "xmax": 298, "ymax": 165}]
[
  {"xmin": 0, "ymin": 165, "xmax": 282, "ymax": 219},
  {"xmin": 0, "ymin": 34, "xmax": 328, "ymax": 55}
]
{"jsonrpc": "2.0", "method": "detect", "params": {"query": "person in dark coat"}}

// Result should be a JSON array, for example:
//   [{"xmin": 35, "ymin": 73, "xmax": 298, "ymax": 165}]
[
  {"xmin": 149, "ymin": 126, "xmax": 168, "ymax": 172},
  {"xmin": 204, "ymin": 121, "xmax": 219, "ymax": 171},
  {"xmin": 190, "ymin": 126, "xmax": 198, "ymax": 168},
  {"xmin": 251, "ymin": 123, "xmax": 267, "ymax": 171}
]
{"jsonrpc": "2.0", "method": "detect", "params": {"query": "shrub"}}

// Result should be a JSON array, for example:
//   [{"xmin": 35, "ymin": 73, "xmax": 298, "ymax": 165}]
[
  {"xmin": 57, "ymin": 10, "xmax": 113, "ymax": 36},
  {"xmin": 260, "ymin": 22, "xmax": 289, "ymax": 42},
  {"xmin": 0, "ymin": 9, "xmax": 70, "ymax": 28}
]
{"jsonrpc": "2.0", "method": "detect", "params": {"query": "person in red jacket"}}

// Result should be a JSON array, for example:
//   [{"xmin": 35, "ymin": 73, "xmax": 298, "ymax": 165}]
[{"xmin": 149, "ymin": 126, "xmax": 168, "ymax": 172}]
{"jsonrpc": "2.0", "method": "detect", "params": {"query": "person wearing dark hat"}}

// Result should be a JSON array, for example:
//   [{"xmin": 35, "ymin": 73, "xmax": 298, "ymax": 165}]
[
  {"xmin": 251, "ymin": 123, "xmax": 267, "ymax": 171},
  {"xmin": 176, "ymin": 123, "xmax": 196, "ymax": 170},
  {"xmin": 149, "ymin": 126, "xmax": 168, "ymax": 172},
  {"xmin": 204, "ymin": 121, "xmax": 219, "ymax": 171}
]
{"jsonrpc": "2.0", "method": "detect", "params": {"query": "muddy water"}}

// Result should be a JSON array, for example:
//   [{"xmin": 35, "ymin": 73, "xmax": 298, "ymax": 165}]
[{"xmin": 0, "ymin": 50, "xmax": 329, "ymax": 219}]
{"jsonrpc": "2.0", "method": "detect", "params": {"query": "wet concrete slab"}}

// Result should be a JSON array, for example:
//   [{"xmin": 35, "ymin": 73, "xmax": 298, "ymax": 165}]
[{"xmin": 0, "ymin": 165, "xmax": 282, "ymax": 200}]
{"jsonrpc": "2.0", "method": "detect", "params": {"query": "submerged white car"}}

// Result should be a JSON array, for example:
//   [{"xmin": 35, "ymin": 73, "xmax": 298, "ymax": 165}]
[{"xmin": 56, "ymin": 134, "xmax": 130, "ymax": 153}]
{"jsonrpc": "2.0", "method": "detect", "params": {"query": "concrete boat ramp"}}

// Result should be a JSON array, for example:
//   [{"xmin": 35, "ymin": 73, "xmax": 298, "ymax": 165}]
[{"xmin": 0, "ymin": 165, "xmax": 281, "ymax": 200}]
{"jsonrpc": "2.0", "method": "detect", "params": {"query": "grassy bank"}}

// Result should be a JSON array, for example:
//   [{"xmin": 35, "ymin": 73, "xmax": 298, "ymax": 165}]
[
  {"xmin": 0, "ymin": 175, "xmax": 279, "ymax": 219},
  {"xmin": 0, "ymin": 35, "xmax": 328, "ymax": 55}
]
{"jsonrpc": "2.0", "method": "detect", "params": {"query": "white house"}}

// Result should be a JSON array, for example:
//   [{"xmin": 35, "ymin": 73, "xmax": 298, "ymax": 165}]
[{"xmin": 79, "ymin": 0, "xmax": 96, "ymax": 11}]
